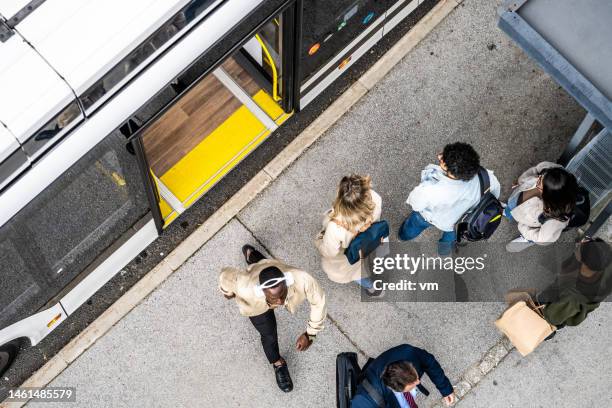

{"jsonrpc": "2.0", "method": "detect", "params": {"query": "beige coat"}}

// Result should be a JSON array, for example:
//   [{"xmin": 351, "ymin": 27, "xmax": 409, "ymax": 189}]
[
  {"xmin": 219, "ymin": 259, "xmax": 326, "ymax": 336},
  {"xmin": 510, "ymin": 161, "xmax": 569, "ymax": 245},
  {"xmin": 315, "ymin": 190, "xmax": 382, "ymax": 283}
]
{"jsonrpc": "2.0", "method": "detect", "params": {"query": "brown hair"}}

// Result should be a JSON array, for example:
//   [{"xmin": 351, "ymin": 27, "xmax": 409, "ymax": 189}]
[
  {"xmin": 382, "ymin": 361, "xmax": 418, "ymax": 392},
  {"xmin": 330, "ymin": 174, "xmax": 375, "ymax": 232}
]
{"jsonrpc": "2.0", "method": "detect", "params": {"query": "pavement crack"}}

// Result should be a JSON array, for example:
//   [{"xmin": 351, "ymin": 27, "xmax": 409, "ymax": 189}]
[
  {"xmin": 327, "ymin": 313, "xmax": 370, "ymax": 359},
  {"xmin": 235, "ymin": 217, "xmax": 277, "ymax": 258}
]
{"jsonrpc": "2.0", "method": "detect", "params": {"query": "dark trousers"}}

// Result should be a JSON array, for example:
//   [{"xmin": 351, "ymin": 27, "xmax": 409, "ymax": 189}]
[
  {"xmin": 247, "ymin": 247, "xmax": 280, "ymax": 363},
  {"xmin": 249, "ymin": 309, "xmax": 281, "ymax": 363}
]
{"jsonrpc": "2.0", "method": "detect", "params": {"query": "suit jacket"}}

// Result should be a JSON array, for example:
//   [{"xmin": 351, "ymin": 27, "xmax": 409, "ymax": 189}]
[
  {"xmin": 351, "ymin": 344, "xmax": 453, "ymax": 408},
  {"xmin": 219, "ymin": 259, "xmax": 327, "ymax": 336}
]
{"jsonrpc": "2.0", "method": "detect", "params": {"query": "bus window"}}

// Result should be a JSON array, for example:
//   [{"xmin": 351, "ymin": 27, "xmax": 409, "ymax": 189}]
[
  {"xmin": 23, "ymin": 101, "xmax": 83, "ymax": 161},
  {"xmin": 79, "ymin": 0, "xmax": 223, "ymax": 113},
  {"xmin": 300, "ymin": 0, "xmax": 390, "ymax": 85},
  {"xmin": 0, "ymin": 234, "xmax": 41, "ymax": 331},
  {"xmin": 0, "ymin": 131, "xmax": 150, "ymax": 316}
]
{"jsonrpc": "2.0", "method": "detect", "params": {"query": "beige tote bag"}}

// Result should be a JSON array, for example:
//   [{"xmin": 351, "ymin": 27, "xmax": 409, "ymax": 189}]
[{"xmin": 495, "ymin": 300, "xmax": 556, "ymax": 356}]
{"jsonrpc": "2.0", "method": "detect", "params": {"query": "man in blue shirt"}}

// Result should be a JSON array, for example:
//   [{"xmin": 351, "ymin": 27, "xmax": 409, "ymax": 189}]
[
  {"xmin": 399, "ymin": 142, "xmax": 501, "ymax": 255},
  {"xmin": 351, "ymin": 344, "xmax": 455, "ymax": 407}
]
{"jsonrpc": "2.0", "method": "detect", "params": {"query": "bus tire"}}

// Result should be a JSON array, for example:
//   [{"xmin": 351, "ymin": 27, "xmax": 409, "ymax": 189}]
[{"xmin": 0, "ymin": 344, "xmax": 17, "ymax": 377}]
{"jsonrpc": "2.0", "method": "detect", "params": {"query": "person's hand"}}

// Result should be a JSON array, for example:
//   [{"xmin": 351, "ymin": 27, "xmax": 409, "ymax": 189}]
[
  {"xmin": 512, "ymin": 179, "xmax": 519, "ymax": 188},
  {"xmin": 295, "ymin": 333, "xmax": 312, "ymax": 351},
  {"xmin": 223, "ymin": 293, "xmax": 235, "ymax": 300},
  {"xmin": 443, "ymin": 393, "xmax": 456, "ymax": 406}
]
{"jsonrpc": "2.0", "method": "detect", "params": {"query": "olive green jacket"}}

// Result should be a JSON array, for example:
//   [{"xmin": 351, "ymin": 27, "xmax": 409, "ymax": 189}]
[{"xmin": 543, "ymin": 290, "xmax": 600, "ymax": 327}]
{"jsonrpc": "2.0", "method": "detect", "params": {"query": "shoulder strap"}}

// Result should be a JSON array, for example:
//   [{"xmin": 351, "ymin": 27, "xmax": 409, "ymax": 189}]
[
  {"xmin": 362, "ymin": 379, "xmax": 385, "ymax": 407},
  {"xmin": 476, "ymin": 167, "xmax": 491, "ymax": 196}
]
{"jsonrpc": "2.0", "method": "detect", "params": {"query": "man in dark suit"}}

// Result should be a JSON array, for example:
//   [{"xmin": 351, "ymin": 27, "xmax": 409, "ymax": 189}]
[{"xmin": 351, "ymin": 344, "xmax": 455, "ymax": 407}]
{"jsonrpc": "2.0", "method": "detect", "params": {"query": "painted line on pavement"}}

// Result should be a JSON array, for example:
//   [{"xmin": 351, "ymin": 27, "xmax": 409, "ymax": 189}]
[{"xmin": 0, "ymin": 1, "xmax": 461, "ymax": 407}]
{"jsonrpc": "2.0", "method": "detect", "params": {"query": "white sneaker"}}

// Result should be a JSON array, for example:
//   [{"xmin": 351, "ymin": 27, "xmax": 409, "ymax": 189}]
[{"xmin": 506, "ymin": 236, "xmax": 534, "ymax": 252}]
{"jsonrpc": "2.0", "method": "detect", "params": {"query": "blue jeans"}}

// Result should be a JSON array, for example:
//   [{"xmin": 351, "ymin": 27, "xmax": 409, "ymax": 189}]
[
  {"xmin": 354, "ymin": 277, "xmax": 374, "ymax": 289},
  {"xmin": 399, "ymin": 211, "xmax": 456, "ymax": 256},
  {"xmin": 504, "ymin": 189, "xmax": 521, "ymax": 221}
]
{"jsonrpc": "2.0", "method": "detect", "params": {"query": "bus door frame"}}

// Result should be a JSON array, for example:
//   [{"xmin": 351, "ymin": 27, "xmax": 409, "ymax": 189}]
[{"xmin": 126, "ymin": 0, "xmax": 303, "ymax": 234}]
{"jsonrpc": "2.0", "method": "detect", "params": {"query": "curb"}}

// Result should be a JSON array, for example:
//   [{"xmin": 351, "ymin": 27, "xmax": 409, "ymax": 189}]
[
  {"xmin": 0, "ymin": 1, "xmax": 461, "ymax": 407},
  {"xmin": 428, "ymin": 336, "xmax": 515, "ymax": 408}
]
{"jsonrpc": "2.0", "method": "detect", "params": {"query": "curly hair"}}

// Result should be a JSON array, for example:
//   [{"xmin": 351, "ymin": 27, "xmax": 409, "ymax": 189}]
[{"xmin": 442, "ymin": 142, "xmax": 480, "ymax": 181}]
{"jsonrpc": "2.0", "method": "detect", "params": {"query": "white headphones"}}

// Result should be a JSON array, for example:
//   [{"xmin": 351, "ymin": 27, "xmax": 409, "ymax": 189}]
[{"xmin": 254, "ymin": 272, "xmax": 295, "ymax": 297}]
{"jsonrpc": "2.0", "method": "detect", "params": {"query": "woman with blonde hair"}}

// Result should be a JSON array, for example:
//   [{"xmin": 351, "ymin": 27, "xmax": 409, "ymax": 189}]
[{"xmin": 315, "ymin": 174, "xmax": 382, "ymax": 296}]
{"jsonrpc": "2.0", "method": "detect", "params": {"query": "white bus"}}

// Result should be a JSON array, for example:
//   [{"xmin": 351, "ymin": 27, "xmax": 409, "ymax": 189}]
[{"xmin": 0, "ymin": 0, "xmax": 430, "ymax": 375}]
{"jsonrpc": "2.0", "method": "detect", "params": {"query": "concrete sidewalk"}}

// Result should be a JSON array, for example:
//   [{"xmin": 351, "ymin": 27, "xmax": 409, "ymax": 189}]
[{"xmin": 24, "ymin": 0, "xmax": 610, "ymax": 407}]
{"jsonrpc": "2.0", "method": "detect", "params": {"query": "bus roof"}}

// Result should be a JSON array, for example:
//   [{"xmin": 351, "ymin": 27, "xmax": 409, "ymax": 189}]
[
  {"xmin": 0, "ymin": 32, "xmax": 74, "ymax": 145},
  {"xmin": 0, "ymin": 0, "xmax": 192, "ymax": 158},
  {"xmin": 16, "ymin": 0, "xmax": 190, "ymax": 94},
  {"xmin": 0, "ymin": 1, "xmax": 30, "ymax": 19}
]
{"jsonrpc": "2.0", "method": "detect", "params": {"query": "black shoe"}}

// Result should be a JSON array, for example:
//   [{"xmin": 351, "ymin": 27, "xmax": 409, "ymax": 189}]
[
  {"xmin": 242, "ymin": 245, "xmax": 265, "ymax": 265},
  {"xmin": 274, "ymin": 361, "xmax": 293, "ymax": 392}
]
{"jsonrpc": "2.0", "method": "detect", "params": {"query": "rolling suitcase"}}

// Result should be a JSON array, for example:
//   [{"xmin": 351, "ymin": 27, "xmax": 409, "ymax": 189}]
[
  {"xmin": 336, "ymin": 352, "xmax": 361, "ymax": 408},
  {"xmin": 336, "ymin": 353, "xmax": 384, "ymax": 408}
]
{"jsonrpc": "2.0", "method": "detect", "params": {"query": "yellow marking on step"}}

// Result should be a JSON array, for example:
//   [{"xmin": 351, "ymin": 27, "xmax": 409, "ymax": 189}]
[
  {"xmin": 252, "ymin": 89, "xmax": 293, "ymax": 124},
  {"xmin": 160, "ymin": 105, "xmax": 268, "ymax": 205},
  {"xmin": 158, "ymin": 197, "xmax": 172, "ymax": 218},
  {"xmin": 150, "ymin": 171, "xmax": 178, "ymax": 227},
  {"xmin": 253, "ymin": 90, "xmax": 283, "ymax": 120}
]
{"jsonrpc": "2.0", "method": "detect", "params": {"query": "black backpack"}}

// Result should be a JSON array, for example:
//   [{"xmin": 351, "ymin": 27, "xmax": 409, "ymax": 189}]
[
  {"xmin": 566, "ymin": 186, "xmax": 591, "ymax": 229},
  {"xmin": 455, "ymin": 167, "xmax": 503, "ymax": 243},
  {"xmin": 336, "ymin": 353, "xmax": 384, "ymax": 408}
]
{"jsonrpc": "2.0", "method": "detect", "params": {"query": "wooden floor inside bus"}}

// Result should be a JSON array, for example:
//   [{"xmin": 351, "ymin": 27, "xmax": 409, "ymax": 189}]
[{"xmin": 141, "ymin": 56, "xmax": 290, "ymax": 224}]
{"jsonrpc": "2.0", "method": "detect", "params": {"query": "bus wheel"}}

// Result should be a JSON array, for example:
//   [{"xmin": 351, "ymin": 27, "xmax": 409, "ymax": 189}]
[{"xmin": 0, "ymin": 344, "xmax": 17, "ymax": 376}]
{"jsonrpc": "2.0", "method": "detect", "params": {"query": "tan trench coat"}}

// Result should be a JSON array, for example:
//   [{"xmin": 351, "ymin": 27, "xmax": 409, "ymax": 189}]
[
  {"xmin": 314, "ymin": 190, "xmax": 382, "ymax": 283},
  {"xmin": 510, "ymin": 161, "xmax": 569, "ymax": 244},
  {"xmin": 219, "ymin": 259, "xmax": 327, "ymax": 336}
]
